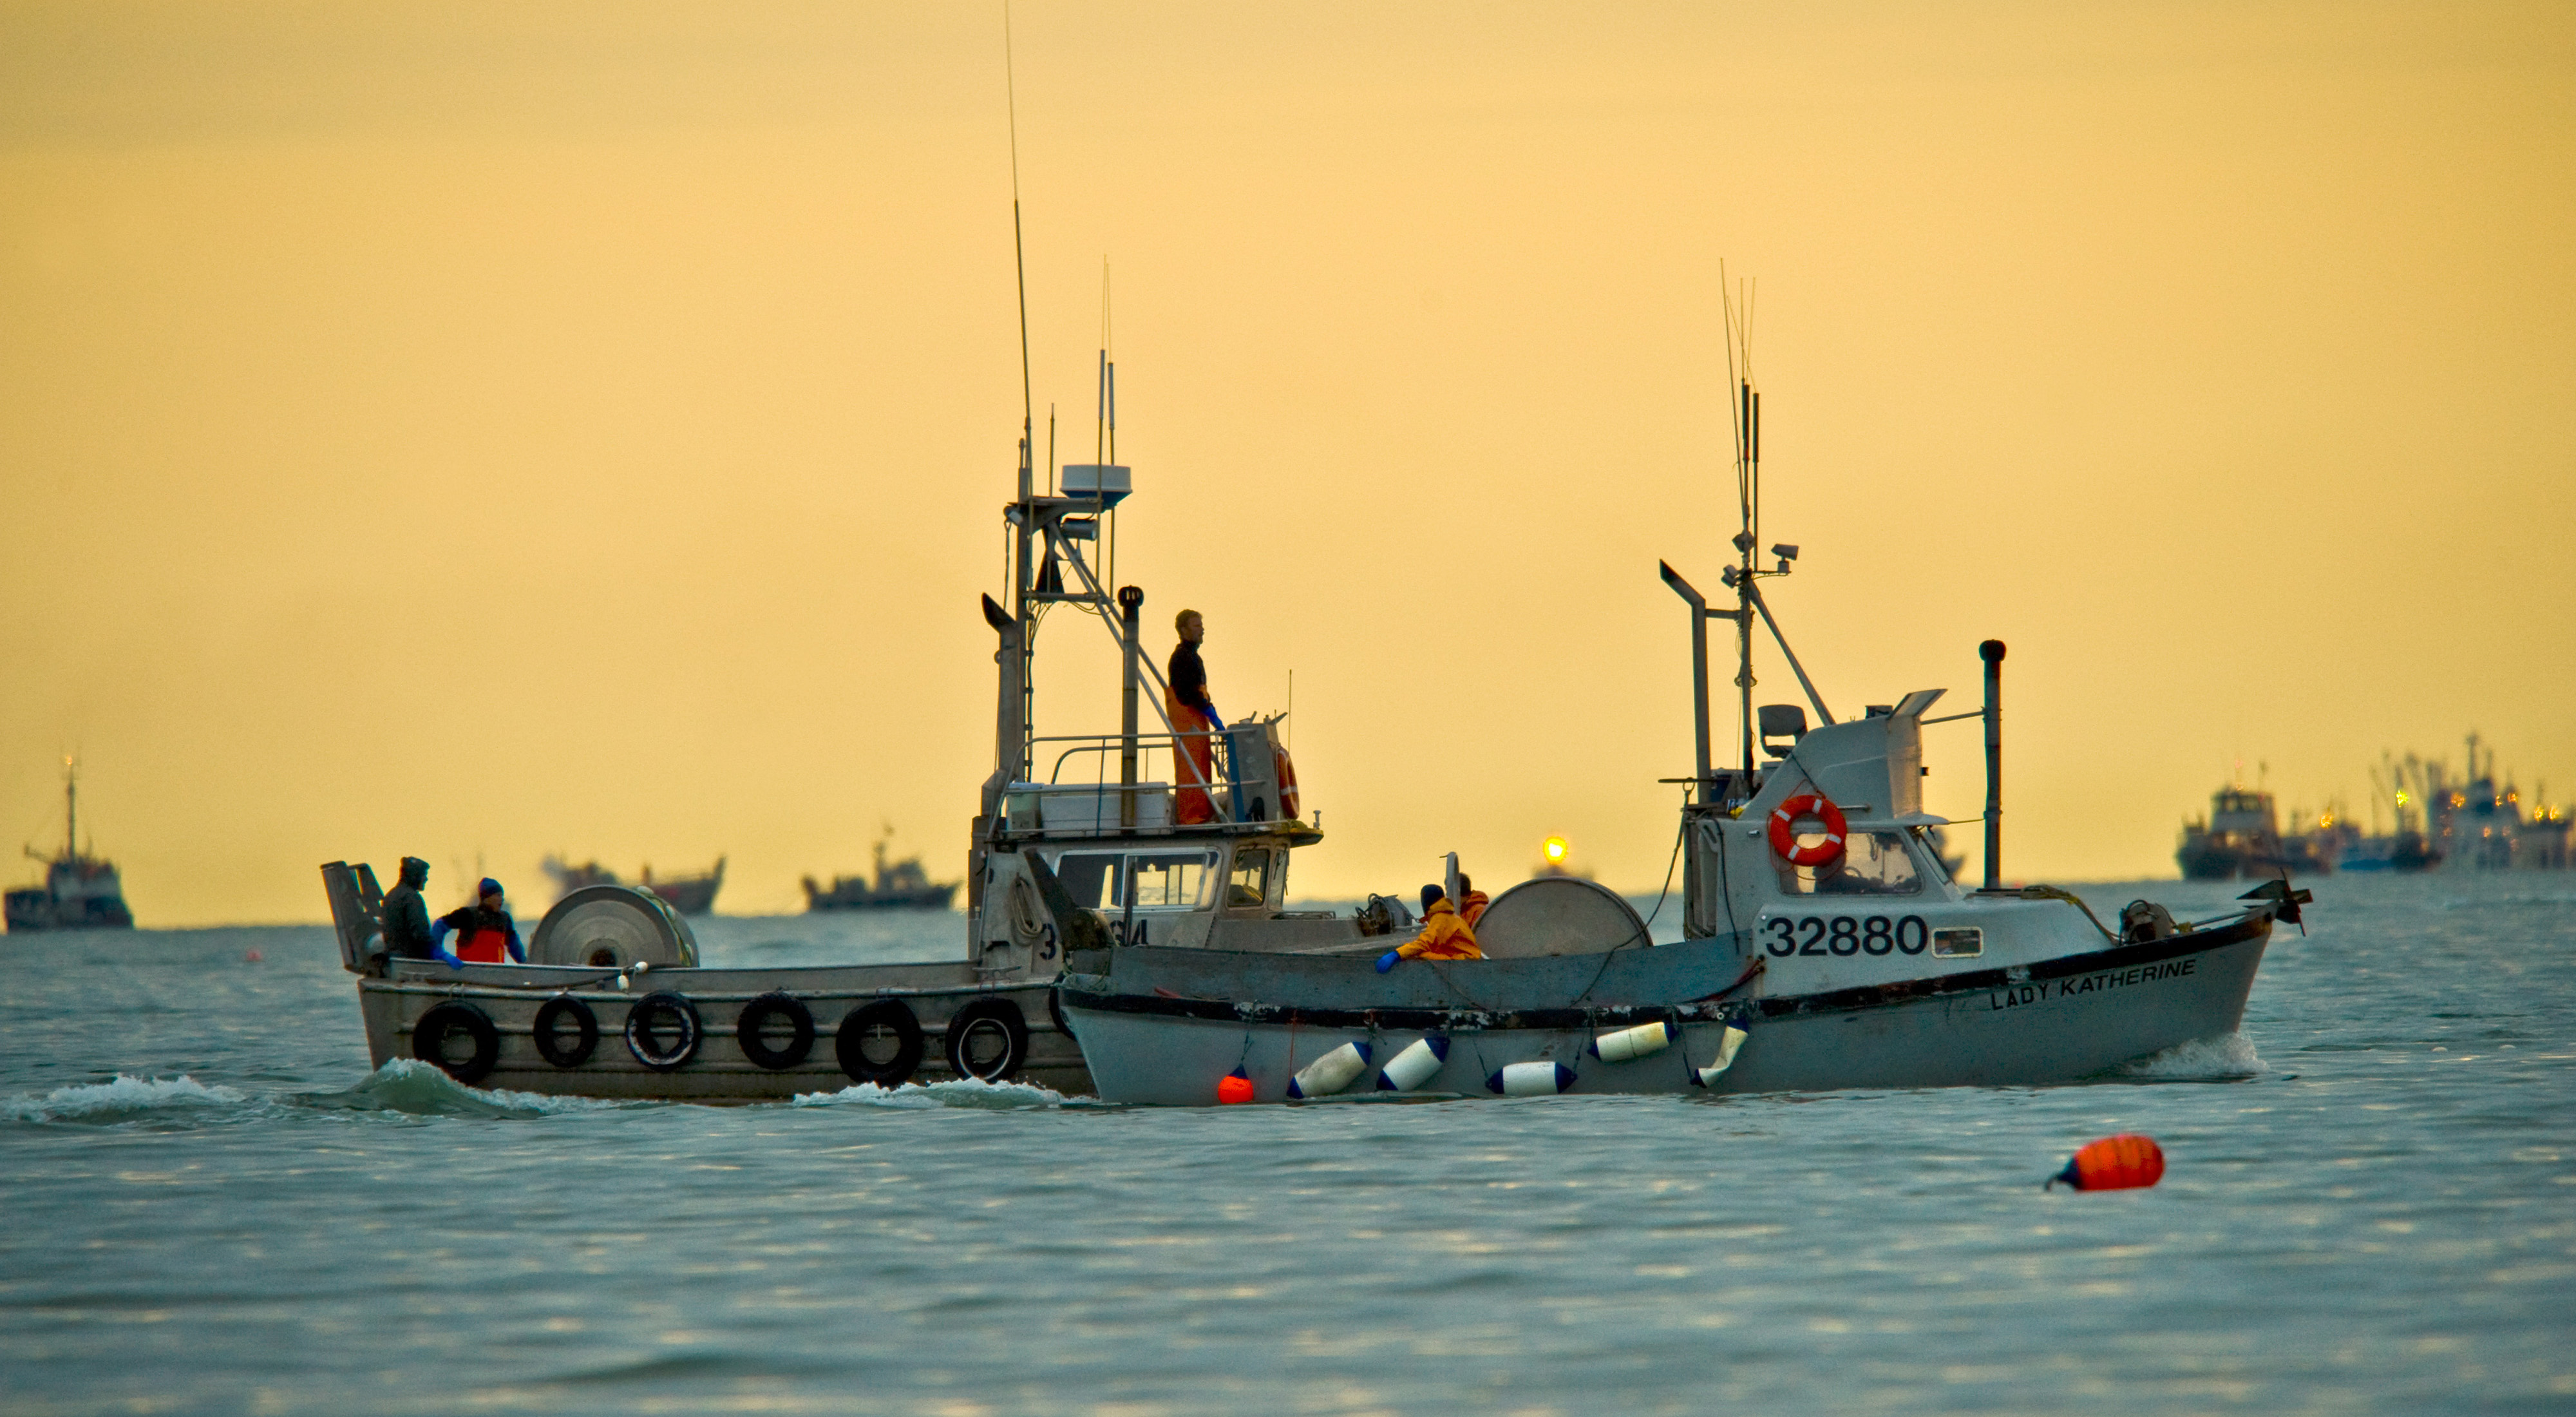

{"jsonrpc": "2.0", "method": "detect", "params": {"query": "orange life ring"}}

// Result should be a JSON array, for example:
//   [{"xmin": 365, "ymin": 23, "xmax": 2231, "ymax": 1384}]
[
  {"xmin": 1274, "ymin": 747, "xmax": 1301, "ymax": 823},
  {"xmin": 1767, "ymin": 793, "xmax": 1848, "ymax": 868}
]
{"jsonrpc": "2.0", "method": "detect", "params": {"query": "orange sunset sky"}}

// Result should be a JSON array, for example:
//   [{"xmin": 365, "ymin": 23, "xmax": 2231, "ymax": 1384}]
[{"xmin": 4, "ymin": 2, "xmax": 2571, "ymax": 925}]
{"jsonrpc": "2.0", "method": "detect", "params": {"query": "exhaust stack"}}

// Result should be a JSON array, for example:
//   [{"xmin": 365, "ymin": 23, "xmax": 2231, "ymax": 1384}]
[{"xmin": 1981, "ymin": 639, "xmax": 2006, "ymax": 890}]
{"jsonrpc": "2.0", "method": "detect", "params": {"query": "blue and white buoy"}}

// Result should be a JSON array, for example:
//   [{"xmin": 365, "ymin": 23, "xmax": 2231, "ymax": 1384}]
[
  {"xmin": 1376, "ymin": 1036, "xmax": 1449, "ymax": 1092},
  {"xmin": 1488, "ymin": 1061, "xmax": 1576, "ymax": 1097},
  {"xmin": 1285, "ymin": 1041, "xmax": 1372, "ymax": 1099}
]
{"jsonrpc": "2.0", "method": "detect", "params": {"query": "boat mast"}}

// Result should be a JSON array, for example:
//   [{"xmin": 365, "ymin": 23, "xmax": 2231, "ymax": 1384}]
[{"xmin": 64, "ymin": 756, "xmax": 76, "ymax": 861}]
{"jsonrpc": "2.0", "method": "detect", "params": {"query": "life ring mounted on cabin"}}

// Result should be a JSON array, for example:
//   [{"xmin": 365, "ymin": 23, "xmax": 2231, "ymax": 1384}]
[
  {"xmin": 1274, "ymin": 747, "xmax": 1300, "ymax": 823},
  {"xmin": 1766, "ymin": 792, "xmax": 1849, "ymax": 870}
]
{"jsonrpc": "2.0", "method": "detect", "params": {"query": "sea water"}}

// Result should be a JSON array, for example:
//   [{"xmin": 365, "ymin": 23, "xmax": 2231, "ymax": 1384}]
[{"xmin": 2, "ymin": 875, "xmax": 2570, "ymax": 1415}]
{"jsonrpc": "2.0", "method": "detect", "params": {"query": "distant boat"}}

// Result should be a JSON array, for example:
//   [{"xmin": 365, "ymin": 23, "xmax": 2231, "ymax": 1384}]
[
  {"xmin": 804, "ymin": 830, "xmax": 958, "ymax": 911},
  {"xmin": 2177, "ymin": 786, "xmax": 2333, "ymax": 880},
  {"xmin": 542, "ymin": 853, "xmax": 726, "ymax": 916},
  {"xmin": 2336, "ymin": 832, "xmax": 2441, "ymax": 873},
  {"xmin": 6, "ymin": 759, "xmax": 134, "ymax": 933}
]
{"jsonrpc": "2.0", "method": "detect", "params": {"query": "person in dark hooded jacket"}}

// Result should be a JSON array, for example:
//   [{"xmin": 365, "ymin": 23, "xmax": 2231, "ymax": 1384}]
[{"xmin": 381, "ymin": 857, "xmax": 444, "ymax": 963}]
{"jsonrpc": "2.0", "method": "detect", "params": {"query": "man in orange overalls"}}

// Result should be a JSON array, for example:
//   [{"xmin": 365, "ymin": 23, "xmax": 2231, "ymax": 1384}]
[
  {"xmin": 1166, "ymin": 609, "xmax": 1223, "ymax": 825},
  {"xmin": 433, "ymin": 877, "xmax": 526, "ymax": 965}
]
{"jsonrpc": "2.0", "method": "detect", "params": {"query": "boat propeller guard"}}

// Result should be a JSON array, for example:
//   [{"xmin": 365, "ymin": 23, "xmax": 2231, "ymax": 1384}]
[{"xmin": 1766, "ymin": 792, "xmax": 1848, "ymax": 869}]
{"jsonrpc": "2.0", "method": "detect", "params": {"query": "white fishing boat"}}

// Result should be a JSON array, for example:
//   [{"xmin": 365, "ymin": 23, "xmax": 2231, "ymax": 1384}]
[{"xmin": 1057, "ymin": 321, "xmax": 2307, "ymax": 1105}]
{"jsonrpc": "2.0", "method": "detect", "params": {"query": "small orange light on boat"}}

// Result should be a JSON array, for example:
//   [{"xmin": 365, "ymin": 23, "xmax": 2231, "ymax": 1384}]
[
  {"xmin": 1217, "ymin": 1069, "xmax": 1255, "ymax": 1105},
  {"xmin": 2049, "ymin": 1133, "xmax": 2164, "ymax": 1191}
]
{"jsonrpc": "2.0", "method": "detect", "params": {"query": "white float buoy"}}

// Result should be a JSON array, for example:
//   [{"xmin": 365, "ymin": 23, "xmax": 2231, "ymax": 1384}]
[
  {"xmin": 1376, "ymin": 1036, "xmax": 1449, "ymax": 1092},
  {"xmin": 1589, "ymin": 1021, "xmax": 1672, "ymax": 1063},
  {"xmin": 1488, "ymin": 1061, "xmax": 1576, "ymax": 1097},
  {"xmin": 1285, "ymin": 1041, "xmax": 1373, "ymax": 1099},
  {"xmin": 1692, "ymin": 1022, "xmax": 1750, "ymax": 1087}
]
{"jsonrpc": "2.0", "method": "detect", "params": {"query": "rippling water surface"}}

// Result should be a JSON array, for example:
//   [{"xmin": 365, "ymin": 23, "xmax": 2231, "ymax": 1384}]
[{"xmin": 4, "ymin": 875, "xmax": 2571, "ymax": 1415}]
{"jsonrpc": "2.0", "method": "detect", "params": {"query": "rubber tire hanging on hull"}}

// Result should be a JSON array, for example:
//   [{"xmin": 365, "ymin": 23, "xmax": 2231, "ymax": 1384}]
[
  {"xmin": 735, "ymin": 992, "xmax": 816, "ymax": 1070},
  {"xmin": 413, "ymin": 1002, "xmax": 500, "ymax": 1085},
  {"xmin": 623, "ymin": 991, "xmax": 703, "ymax": 1072},
  {"xmin": 532, "ymin": 994, "xmax": 599, "ymax": 1068},
  {"xmin": 944, "ymin": 998, "xmax": 1030, "ymax": 1083},
  {"xmin": 835, "ymin": 999, "xmax": 925, "ymax": 1086}
]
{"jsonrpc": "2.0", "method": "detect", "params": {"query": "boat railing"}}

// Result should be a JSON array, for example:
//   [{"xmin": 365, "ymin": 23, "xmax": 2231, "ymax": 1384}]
[{"xmin": 1019, "ymin": 726, "xmax": 1290, "ymax": 834}]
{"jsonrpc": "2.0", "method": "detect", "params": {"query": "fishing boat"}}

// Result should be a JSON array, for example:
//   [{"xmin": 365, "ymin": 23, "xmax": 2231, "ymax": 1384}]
[
  {"xmin": 803, "ymin": 829, "xmax": 959, "ymax": 911},
  {"xmin": 1057, "ymin": 328, "xmax": 2306, "ymax": 1105},
  {"xmin": 541, "ymin": 854, "xmax": 726, "ymax": 915},
  {"xmin": 6, "ymin": 759, "xmax": 134, "ymax": 933},
  {"xmin": 2176, "ymin": 785, "xmax": 2333, "ymax": 880},
  {"xmin": 315, "ymin": 305, "xmax": 1394, "ymax": 1097}
]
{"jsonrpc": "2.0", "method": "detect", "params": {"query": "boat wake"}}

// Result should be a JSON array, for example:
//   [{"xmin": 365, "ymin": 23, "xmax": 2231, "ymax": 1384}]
[
  {"xmin": 2112, "ymin": 1032, "xmax": 2266, "ymax": 1081},
  {"xmin": 290, "ymin": 1058, "xmax": 625, "ymax": 1119},
  {"xmin": 1, "ymin": 1074, "xmax": 245, "ymax": 1125},
  {"xmin": 790, "ymin": 1077, "xmax": 1077, "ymax": 1110}
]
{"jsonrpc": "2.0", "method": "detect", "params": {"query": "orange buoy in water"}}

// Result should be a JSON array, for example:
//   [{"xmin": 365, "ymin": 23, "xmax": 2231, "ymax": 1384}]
[
  {"xmin": 2049, "ymin": 1134, "xmax": 2164, "ymax": 1190},
  {"xmin": 243, "ymin": 950, "xmax": 263, "ymax": 963},
  {"xmin": 1217, "ymin": 1068, "xmax": 1255, "ymax": 1105}
]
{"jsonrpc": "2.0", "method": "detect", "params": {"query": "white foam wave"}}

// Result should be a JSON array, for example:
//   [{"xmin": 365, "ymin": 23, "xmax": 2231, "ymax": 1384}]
[
  {"xmin": 3, "ymin": 1074, "xmax": 247, "ymax": 1123},
  {"xmin": 2116, "ymin": 1032, "xmax": 2266, "ymax": 1079},
  {"xmin": 298, "ymin": 1059, "xmax": 624, "ymax": 1118},
  {"xmin": 791, "ymin": 1077, "xmax": 1073, "ymax": 1110}
]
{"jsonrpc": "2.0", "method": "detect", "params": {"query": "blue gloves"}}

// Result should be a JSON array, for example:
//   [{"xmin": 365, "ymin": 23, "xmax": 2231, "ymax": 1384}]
[{"xmin": 1376, "ymin": 951, "xmax": 1401, "ymax": 973}]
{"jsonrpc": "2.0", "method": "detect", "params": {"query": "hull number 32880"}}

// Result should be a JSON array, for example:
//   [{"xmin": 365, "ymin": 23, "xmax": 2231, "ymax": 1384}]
[{"xmin": 1762, "ymin": 915, "xmax": 1929, "ymax": 957}]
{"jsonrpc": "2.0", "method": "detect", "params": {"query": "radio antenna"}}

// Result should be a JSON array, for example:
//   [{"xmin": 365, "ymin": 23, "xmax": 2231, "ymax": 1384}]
[{"xmin": 1005, "ymin": 3, "xmax": 1033, "ymax": 442}]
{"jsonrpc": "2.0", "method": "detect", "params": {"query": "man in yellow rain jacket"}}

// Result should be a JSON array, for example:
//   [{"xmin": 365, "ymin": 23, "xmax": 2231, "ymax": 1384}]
[
  {"xmin": 1457, "ymin": 873, "xmax": 1491, "ymax": 929},
  {"xmin": 1376, "ymin": 885, "xmax": 1482, "ymax": 971}
]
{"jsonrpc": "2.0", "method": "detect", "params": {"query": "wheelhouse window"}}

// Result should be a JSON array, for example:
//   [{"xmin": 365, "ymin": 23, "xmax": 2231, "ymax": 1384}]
[
  {"xmin": 1774, "ymin": 831, "xmax": 1924, "ymax": 897},
  {"xmin": 1227, "ymin": 849, "xmax": 1273, "ymax": 908},
  {"xmin": 1054, "ymin": 852, "xmax": 1122, "ymax": 910},
  {"xmin": 1128, "ymin": 851, "xmax": 1217, "ymax": 910}
]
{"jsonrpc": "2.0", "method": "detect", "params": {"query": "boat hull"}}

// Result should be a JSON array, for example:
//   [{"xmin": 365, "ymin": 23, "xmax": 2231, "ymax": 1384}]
[
  {"xmin": 359, "ymin": 960, "xmax": 1084, "ymax": 1101},
  {"xmin": 1059, "ymin": 918, "xmax": 2271, "ymax": 1105},
  {"xmin": 5, "ymin": 889, "xmax": 135, "ymax": 932}
]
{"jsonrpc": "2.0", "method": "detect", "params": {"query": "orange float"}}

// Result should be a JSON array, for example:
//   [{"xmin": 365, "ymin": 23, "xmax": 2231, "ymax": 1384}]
[
  {"xmin": 2049, "ymin": 1134, "xmax": 2164, "ymax": 1190},
  {"xmin": 1766, "ymin": 792, "xmax": 1849, "ymax": 869},
  {"xmin": 1217, "ymin": 1068, "xmax": 1255, "ymax": 1105}
]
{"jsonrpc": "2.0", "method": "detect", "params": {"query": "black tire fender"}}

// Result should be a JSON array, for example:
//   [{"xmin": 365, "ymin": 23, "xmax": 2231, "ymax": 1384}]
[
  {"xmin": 943, "ymin": 998, "xmax": 1030, "ymax": 1083},
  {"xmin": 412, "ymin": 1001, "xmax": 500, "ymax": 1085},
  {"xmin": 623, "ymin": 991, "xmax": 703, "ymax": 1072},
  {"xmin": 532, "ymin": 994, "xmax": 599, "ymax": 1069},
  {"xmin": 735, "ymin": 991, "xmax": 816, "ymax": 1070},
  {"xmin": 835, "ymin": 999, "xmax": 924, "ymax": 1087}
]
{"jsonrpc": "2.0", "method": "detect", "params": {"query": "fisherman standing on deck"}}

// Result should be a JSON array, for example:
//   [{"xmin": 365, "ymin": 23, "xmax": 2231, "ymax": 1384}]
[
  {"xmin": 434, "ymin": 878, "xmax": 526, "ymax": 965},
  {"xmin": 381, "ymin": 857, "xmax": 440, "ymax": 962},
  {"xmin": 1376, "ymin": 885, "xmax": 1484, "ymax": 971},
  {"xmin": 1167, "ymin": 609, "xmax": 1223, "ymax": 825}
]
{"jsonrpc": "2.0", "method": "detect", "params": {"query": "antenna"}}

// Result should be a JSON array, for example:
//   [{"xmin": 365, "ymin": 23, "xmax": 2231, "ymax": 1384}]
[
  {"xmin": 1721, "ymin": 267, "xmax": 1757, "ymax": 777},
  {"xmin": 1005, "ymin": 3, "xmax": 1033, "ymax": 443},
  {"xmin": 1003, "ymin": 3, "xmax": 1037, "ymax": 777}
]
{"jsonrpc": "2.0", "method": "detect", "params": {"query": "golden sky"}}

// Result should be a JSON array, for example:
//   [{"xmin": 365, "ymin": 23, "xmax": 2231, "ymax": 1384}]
[{"xmin": 4, "ymin": 2, "xmax": 2571, "ymax": 926}]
